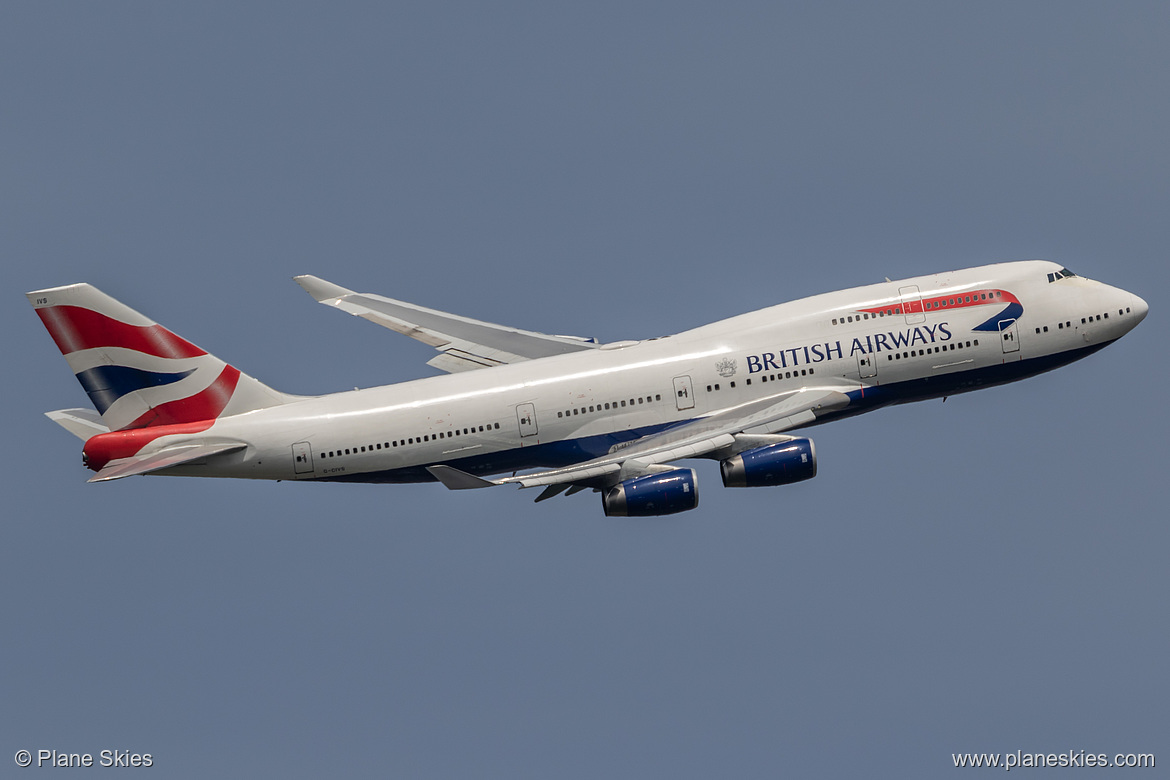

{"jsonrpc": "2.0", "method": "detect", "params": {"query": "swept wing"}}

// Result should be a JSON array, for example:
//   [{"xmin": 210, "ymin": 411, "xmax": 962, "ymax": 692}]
[{"xmin": 294, "ymin": 275, "xmax": 601, "ymax": 373}]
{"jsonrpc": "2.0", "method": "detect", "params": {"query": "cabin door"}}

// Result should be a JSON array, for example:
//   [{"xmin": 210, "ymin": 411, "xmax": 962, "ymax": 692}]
[
  {"xmin": 999, "ymin": 318, "xmax": 1021, "ymax": 354},
  {"xmin": 516, "ymin": 403, "xmax": 539, "ymax": 437},
  {"xmin": 672, "ymin": 375, "xmax": 695, "ymax": 410},
  {"xmin": 856, "ymin": 353, "xmax": 877, "ymax": 379},
  {"xmin": 292, "ymin": 442, "xmax": 314, "ymax": 475}
]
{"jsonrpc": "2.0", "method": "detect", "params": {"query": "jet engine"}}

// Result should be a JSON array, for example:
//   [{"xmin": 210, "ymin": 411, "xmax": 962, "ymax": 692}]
[
  {"xmin": 602, "ymin": 468, "xmax": 698, "ymax": 517},
  {"xmin": 720, "ymin": 438, "xmax": 816, "ymax": 488}
]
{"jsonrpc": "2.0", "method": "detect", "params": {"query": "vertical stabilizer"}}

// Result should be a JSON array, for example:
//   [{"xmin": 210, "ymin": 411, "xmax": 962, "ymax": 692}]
[{"xmin": 28, "ymin": 283, "xmax": 297, "ymax": 431}]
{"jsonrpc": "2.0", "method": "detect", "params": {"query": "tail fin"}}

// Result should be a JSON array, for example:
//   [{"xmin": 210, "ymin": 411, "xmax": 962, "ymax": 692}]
[{"xmin": 28, "ymin": 283, "xmax": 296, "ymax": 432}]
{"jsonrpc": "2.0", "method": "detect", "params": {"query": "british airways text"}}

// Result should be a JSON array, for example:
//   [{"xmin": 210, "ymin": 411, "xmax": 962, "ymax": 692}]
[{"xmin": 746, "ymin": 322, "xmax": 953, "ymax": 372}]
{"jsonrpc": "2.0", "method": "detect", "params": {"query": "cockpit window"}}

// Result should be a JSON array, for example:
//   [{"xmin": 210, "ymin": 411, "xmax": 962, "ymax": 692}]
[{"xmin": 1047, "ymin": 267, "xmax": 1078, "ymax": 283}]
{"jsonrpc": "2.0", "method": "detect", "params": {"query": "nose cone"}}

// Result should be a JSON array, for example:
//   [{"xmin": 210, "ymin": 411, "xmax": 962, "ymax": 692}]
[{"xmin": 1131, "ymin": 293, "xmax": 1149, "ymax": 325}]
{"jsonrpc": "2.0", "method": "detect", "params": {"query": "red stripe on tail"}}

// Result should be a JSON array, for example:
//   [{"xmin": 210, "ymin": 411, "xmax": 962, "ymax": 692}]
[{"xmin": 36, "ymin": 305, "xmax": 206, "ymax": 359}]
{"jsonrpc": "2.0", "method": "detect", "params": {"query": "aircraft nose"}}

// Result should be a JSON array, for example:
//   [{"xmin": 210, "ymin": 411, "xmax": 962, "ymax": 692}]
[{"xmin": 1131, "ymin": 293, "xmax": 1149, "ymax": 325}]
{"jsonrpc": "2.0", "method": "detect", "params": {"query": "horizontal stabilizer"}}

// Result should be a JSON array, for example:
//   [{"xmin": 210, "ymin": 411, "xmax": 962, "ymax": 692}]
[
  {"xmin": 88, "ymin": 441, "xmax": 246, "ymax": 483},
  {"xmin": 46, "ymin": 408, "xmax": 109, "ymax": 440}
]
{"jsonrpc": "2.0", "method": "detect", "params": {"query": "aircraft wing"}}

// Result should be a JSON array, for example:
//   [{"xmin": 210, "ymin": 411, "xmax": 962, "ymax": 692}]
[
  {"xmin": 427, "ymin": 386, "xmax": 852, "ymax": 495},
  {"xmin": 87, "ymin": 441, "xmax": 247, "ymax": 483},
  {"xmin": 294, "ymin": 275, "xmax": 601, "ymax": 373}
]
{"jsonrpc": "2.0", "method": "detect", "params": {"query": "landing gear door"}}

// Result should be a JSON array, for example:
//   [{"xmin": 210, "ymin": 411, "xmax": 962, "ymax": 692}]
[
  {"xmin": 516, "ymin": 403, "xmax": 539, "ymax": 437},
  {"xmin": 292, "ymin": 441, "xmax": 314, "ymax": 476},
  {"xmin": 999, "ymin": 319, "xmax": 1020, "ymax": 354},
  {"xmin": 672, "ymin": 375, "xmax": 695, "ymax": 410}
]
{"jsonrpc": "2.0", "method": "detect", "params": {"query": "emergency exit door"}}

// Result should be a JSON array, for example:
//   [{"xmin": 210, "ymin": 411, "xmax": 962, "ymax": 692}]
[{"xmin": 898, "ymin": 285, "xmax": 926, "ymax": 324}]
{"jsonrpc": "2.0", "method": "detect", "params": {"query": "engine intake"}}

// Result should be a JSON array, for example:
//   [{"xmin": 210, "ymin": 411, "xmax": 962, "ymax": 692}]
[
  {"xmin": 720, "ymin": 438, "xmax": 817, "ymax": 488},
  {"xmin": 602, "ymin": 468, "xmax": 699, "ymax": 517}
]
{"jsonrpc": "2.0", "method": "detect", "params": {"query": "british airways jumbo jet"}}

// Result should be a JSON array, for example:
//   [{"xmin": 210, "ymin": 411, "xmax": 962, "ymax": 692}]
[{"xmin": 28, "ymin": 261, "xmax": 1147, "ymax": 516}]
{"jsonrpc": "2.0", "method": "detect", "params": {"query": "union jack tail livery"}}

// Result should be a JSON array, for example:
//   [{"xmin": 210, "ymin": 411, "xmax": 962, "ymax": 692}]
[
  {"xmin": 29, "ymin": 283, "xmax": 292, "ymax": 431},
  {"xmin": 28, "ymin": 283, "xmax": 298, "ymax": 481}
]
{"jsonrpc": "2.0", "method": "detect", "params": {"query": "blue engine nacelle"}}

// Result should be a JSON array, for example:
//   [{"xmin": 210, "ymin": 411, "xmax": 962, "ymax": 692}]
[
  {"xmin": 602, "ymin": 468, "xmax": 699, "ymax": 517},
  {"xmin": 720, "ymin": 438, "xmax": 817, "ymax": 488}
]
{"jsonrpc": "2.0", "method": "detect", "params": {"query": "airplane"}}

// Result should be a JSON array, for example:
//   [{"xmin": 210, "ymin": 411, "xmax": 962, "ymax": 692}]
[{"xmin": 27, "ymin": 260, "xmax": 1147, "ymax": 516}]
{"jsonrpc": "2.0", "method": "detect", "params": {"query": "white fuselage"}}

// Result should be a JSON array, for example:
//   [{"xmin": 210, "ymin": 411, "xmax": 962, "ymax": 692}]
[{"xmin": 158, "ymin": 261, "xmax": 1145, "ymax": 483}]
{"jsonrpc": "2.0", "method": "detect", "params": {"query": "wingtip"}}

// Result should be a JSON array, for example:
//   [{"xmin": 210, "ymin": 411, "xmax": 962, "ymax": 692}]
[{"xmin": 293, "ymin": 274, "xmax": 354, "ymax": 302}]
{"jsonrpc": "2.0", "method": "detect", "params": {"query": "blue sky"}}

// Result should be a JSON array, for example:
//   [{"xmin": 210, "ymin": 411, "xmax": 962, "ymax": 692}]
[{"xmin": 3, "ymin": 3, "xmax": 1166, "ymax": 777}]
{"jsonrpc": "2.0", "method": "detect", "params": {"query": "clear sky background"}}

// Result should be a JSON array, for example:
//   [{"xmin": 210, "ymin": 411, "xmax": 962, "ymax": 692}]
[{"xmin": 2, "ymin": 2, "xmax": 1167, "ymax": 777}]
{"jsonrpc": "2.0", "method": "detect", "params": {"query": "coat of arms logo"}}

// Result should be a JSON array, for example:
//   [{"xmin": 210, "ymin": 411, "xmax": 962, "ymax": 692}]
[{"xmin": 715, "ymin": 358, "xmax": 737, "ymax": 378}]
